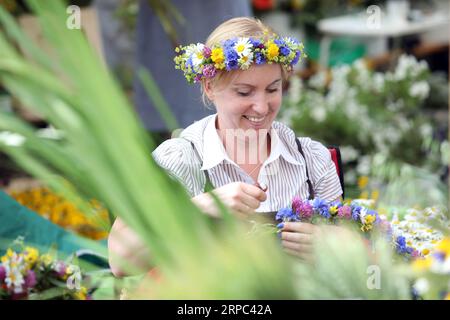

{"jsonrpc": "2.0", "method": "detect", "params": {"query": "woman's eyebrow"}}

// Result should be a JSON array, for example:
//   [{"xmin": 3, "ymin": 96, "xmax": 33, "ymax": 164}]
[{"xmin": 233, "ymin": 79, "xmax": 282, "ymax": 88}]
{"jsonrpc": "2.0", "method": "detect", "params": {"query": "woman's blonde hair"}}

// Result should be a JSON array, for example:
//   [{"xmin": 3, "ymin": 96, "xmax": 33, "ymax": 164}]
[{"xmin": 201, "ymin": 17, "xmax": 290, "ymax": 107}]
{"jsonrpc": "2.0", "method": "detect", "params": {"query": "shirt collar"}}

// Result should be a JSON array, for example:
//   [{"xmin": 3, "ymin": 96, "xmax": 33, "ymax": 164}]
[
  {"xmin": 200, "ymin": 114, "xmax": 235, "ymax": 170},
  {"xmin": 201, "ymin": 114, "xmax": 303, "ymax": 171}
]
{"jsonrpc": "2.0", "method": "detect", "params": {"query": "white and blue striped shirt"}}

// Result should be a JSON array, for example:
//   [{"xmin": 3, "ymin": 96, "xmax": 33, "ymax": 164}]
[{"xmin": 152, "ymin": 114, "xmax": 342, "ymax": 212}]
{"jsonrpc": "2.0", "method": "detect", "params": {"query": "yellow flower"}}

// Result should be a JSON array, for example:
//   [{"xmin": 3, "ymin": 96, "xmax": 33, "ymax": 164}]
[
  {"xmin": 74, "ymin": 286, "xmax": 88, "ymax": 300},
  {"xmin": 211, "ymin": 48, "xmax": 224, "ymax": 65},
  {"xmin": 267, "ymin": 42, "xmax": 279, "ymax": 60},
  {"xmin": 412, "ymin": 257, "xmax": 433, "ymax": 272},
  {"xmin": 24, "ymin": 246, "xmax": 39, "ymax": 266},
  {"xmin": 329, "ymin": 205, "xmax": 338, "ymax": 216},
  {"xmin": 422, "ymin": 248, "xmax": 430, "ymax": 256},
  {"xmin": 357, "ymin": 176, "xmax": 369, "ymax": 189},
  {"xmin": 359, "ymin": 191, "xmax": 369, "ymax": 199},
  {"xmin": 370, "ymin": 189, "xmax": 380, "ymax": 201},
  {"xmin": 436, "ymin": 238, "xmax": 450, "ymax": 256},
  {"xmin": 1, "ymin": 248, "xmax": 14, "ymax": 264}
]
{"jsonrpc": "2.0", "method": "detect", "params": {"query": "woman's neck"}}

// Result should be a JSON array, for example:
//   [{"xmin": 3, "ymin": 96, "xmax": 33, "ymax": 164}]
[{"xmin": 216, "ymin": 117, "xmax": 271, "ymax": 167}]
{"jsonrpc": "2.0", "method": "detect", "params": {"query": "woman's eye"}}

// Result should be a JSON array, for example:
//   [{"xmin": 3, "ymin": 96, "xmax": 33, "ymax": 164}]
[
  {"xmin": 267, "ymin": 88, "xmax": 279, "ymax": 93},
  {"xmin": 237, "ymin": 91, "xmax": 250, "ymax": 97}
]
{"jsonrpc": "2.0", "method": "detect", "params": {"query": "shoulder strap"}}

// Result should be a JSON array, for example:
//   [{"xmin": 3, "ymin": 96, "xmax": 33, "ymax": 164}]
[
  {"xmin": 295, "ymin": 138, "xmax": 315, "ymax": 200},
  {"xmin": 185, "ymin": 140, "xmax": 215, "ymax": 193}
]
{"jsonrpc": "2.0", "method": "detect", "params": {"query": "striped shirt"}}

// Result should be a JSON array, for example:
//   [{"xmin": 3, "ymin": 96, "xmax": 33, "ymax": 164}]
[{"xmin": 152, "ymin": 114, "xmax": 342, "ymax": 212}]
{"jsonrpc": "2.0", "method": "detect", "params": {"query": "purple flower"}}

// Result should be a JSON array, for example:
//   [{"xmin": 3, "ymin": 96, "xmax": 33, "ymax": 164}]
[
  {"xmin": 395, "ymin": 236, "xmax": 413, "ymax": 255},
  {"xmin": 25, "ymin": 270, "xmax": 37, "ymax": 288},
  {"xmin": 254, "ymin": 52, "xmax": 266, "ymax": 65},
  {"xmin": 432, "ymin": 251, "xmax": 445, "ymax": 262},
  {"xmin": 202, "ymin": 65, "xmax": 217, "ymax": 78},
  {"xmin": 337, "ymin": 205, "xmax": 352, "ymax": 219},
  {"xmin": 193, "ymin": 74, "xmax": 203, "ymax": 83},
  {"xmin": 0, "ymin": 265, "xmax": 6, "ymax": 282},
  {"xmin": 279, "ymin": 46, "xmax": 291, "ymax": 56},
  {"xmin": 275, "ymin": 207, "xmax": 299, "ymax": 222},
  {"xmin": 223, "ymin": 40, "xmax": 239, "ymax": 71},
  {"xmin": 249, "ymin": 38, "xmax": 262, "ymax": 48},
  {"xmin": 313, "ymin": 198, "xmax": 330, "ymax": 219},
  {"xmin": 291, "ymin": 51, "xmax": 301, "ymax": 65},
  {"xmin": 292, "ymin": 196, "xmax": 314, "ymax": 220},
  {"xmin": 54, "ymin": 261, "xmax": 66, "ymax": 278},
  {"xmin": 202, "ymin": 46, "xmax": 212, "ymax": 58},
  {"xmin": 351, "ymin": 205, "xmax": 362, "ymax": 221}
]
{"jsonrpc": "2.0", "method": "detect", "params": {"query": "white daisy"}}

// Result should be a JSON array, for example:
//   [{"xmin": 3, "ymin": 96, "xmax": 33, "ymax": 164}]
[
  {"xmin": 238, "ymin": 52, "xmax": 254, "ymax": 69},
  {"xmin": 185, "ymin": 43, "xmax": 205, "ymax": 72},
  {"xmin": 234, "ymin": 38, "xmax": 252, "ymax": 58}
]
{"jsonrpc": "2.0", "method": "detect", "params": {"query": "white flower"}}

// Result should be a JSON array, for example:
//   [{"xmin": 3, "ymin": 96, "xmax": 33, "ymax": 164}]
[
  {"xmin": 234, "ymin": 38, "xmax": 252, "ymax": 58},
  {"xmin": 310, "ymin": 105, "xmax": 326, "ymax": 122},
  {"xmin": 413, "ymin": 278, "xmax": 429, "ymax": 295},
  {"xmin": 308, "ymin": 71, "xmax": 327, "ymax": 90},
  {"xmin": 287, "ymin": 76, "xmax": 302, "ymax": 105},
  {"xmin": 185, "ymin": 43, "xmax": 205, "ymax": 72},
  {"xmin": 339, "ymin": 145, "xmax": 360, "ymax": 163},
  {"xmin": 373, "ymin": 72, "xmax": 385, "ymax": 92},
  {"xmin": 409, "ymin": 81, "xmax": 430, "ymax": 99},
  {"xmin": 3, "ymin": 252, "xmax": 26, "ymax": 294},
  {"xmin": 238, "ymin": 52, "xmax": 254, "ymax": 69}
]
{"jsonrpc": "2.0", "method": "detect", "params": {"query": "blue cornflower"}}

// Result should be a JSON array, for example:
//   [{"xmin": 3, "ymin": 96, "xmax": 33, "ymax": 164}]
[
  {"xmin": 313, "ymin": 198, "xmax": 330, "ymax": 219},
  {"xmin": 249, "ymin": 38, "xmax": 262, "ymax": 48},
  {"xmin": 275, "ymin": 207, "xmax": 298, "ymax": 222},
  {"xmin": 254, "ymin": 52, "xmax": 266, "ymax": 64},
  {"xmin": 291, "ymin": 51, "xmax": 301, "ymax": 65},
  {"xmin": 395, "ymin": 236, "xmax": 412, "ymax": 254},
  {"xmin": 351, "ymin": 205, "xmax": 362, "ymax": 221}
]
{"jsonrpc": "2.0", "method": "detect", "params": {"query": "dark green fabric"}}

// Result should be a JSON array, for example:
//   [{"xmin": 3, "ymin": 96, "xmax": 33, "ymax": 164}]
[{"xmin": 0, "ymin": 190, "xmax": 107, "ymax": 260}]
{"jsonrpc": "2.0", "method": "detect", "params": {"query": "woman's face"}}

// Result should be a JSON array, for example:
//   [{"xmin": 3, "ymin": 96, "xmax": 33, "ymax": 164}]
[{"xmin": 206, "ymin": 63, "xmax": 283, "ymax": 132}]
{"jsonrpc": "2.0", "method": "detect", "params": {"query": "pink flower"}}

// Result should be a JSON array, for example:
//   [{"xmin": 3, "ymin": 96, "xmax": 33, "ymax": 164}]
[
  {"xmin": 54, "ymin": 261, "xmax": 66, "ymax": 278},
  {"xmin": 337, "ymin": 205, "xmax": 352, "ymax": 219},
  {"xmin": 0, "ymin": 265, "xmax": 6, "ymax": 282},
  {"xmin": 193, "ymin": 74, "xmax": 203, "ymax": 83},
  {"xmin": 25, "ymin": 270, "xmax": 37, "ymax": 288},
  {"xmin": 292, "ymin": 196, "xmax": 313, "ymax": 220},
  {"xmin": 202, "ymin": 65, "xmax": 217, "ymax": 78},
  {"xmin": 202, "ymin": 46, "xmax": 212, "ymax": 58}
]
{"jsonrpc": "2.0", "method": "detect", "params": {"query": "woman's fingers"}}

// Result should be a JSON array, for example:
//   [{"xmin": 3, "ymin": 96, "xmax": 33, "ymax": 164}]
[
  {"xmin": 281, "ymin": 240, "xmax": 313, "ymax": 253},
  {"xmin": 281, "ymin": 221, "xmax": 316, "ymax": 234},
  {"xmin": 240, "ymin": 183, "xmax": 267, "ymax": 202},
  {"xmin": 280, "ymin": 231, "xmax": 313, "ymax": 245},
  {"xmin": 238, "ymin": 192, "xmax": 262, "ymax": 210}
]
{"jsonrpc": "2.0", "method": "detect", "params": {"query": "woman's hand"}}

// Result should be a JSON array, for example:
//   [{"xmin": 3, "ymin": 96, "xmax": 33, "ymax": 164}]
[
  {"xmin": 279, "ymin": 221, "xmax": 317, "ymax": 262},
  {"xmin": 279, "ymin": 222, "xmax": 353, "ymax": 262},
  {"xmin": 108, "ymin": 217, "xmax": 152, "ymax": 277},
  {"xmin": 192, "ymin": 182, "xmax": 267, "ymax": 218}
]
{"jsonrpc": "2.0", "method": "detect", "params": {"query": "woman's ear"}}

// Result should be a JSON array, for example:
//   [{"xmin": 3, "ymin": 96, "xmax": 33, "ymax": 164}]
[{"xmin": 203, "ymin": 79, "xmax": 215, "ymax": 102}]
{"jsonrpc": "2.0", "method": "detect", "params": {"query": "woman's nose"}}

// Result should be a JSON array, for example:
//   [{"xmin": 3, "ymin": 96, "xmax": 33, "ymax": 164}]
[{"xmin": 251, "ymin": 94, "xmax": 270, "ymax": 114}]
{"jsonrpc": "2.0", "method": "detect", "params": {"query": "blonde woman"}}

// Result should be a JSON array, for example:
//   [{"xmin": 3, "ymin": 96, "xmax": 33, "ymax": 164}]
[{"xmin": 109, "ymin": 17, "xmax": 343, "ymax": 276}]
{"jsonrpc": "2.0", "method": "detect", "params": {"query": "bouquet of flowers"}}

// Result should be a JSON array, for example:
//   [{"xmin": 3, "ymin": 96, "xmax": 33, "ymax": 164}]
[
  {"xmin": 276, "ymin": 196, "xmax": 383, "ymax": 233},
  {"xmin": 412, "ymin": 237, "xmax": 450, "ymax": 299},
  {"xmin": 276, "ymin": 196, "xmax": 423, "ymax": 259},
  {"xmin": 390, "ymin": 206, "xmax": 449, "ymax": 258},
  {"xmin": 0, "ymin": 239, "xmax": 90, "ymax": 300}
]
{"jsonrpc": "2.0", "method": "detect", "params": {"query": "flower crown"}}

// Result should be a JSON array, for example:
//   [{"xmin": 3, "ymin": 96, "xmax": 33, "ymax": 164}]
[{"xmin": 174, "ymin": 35, "xmax": 306, "ymax": 84}]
